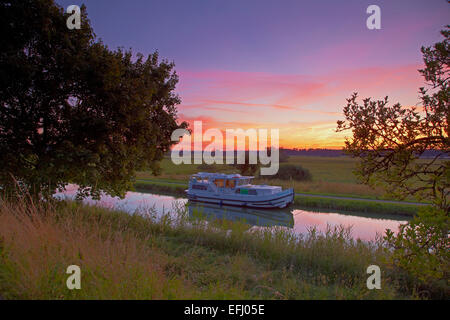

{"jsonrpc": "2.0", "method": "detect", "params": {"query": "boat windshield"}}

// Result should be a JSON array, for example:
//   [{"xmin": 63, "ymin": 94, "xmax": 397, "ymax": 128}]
[{"xmin": 191, "ymin": 176, "xmax": 209, "ymax": 184}]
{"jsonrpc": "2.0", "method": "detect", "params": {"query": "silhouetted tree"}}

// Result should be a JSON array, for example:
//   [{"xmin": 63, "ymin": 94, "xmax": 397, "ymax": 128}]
[
  {"xmin": 268, "ymin": 164, "xmax": 312, "ymax": 181},
  {"xmin": 0, "ymin": 0, "xmax": 187, "ymax": 199},
  {"xmin": 337, "ymin": 27, "xmax": 449, "ymax": 211},
  {"xmin": 233, "ymin": 151, "xmax": 260, "ymax": 176}
]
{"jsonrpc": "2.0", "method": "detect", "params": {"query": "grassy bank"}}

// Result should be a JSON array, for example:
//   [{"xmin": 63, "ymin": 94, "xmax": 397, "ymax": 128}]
[
  {"xmin": 134, "ymin": 179, "xmax": 421, "ymax": 216},
  {"xmin": 293, "ymin": 196, "xmax": 420, "ymax": 217},
  {"xmin": 134, "ymin": 179, "xmax": 187, "ymax": 196},
  {"xmin": 0, "ymin": 197, "xmax": 422, "ymax": 300},
  {"xmin": 136, "ymin": 156, "xmax": 435, "ymax": 203}
]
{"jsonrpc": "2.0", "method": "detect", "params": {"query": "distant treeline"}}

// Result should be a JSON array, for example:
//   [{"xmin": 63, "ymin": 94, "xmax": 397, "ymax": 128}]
[
  {"xmin": 282, "ymin": 148, "xmax": 449, "ymax": 158},
  {"xmin": 281, "ymin": 148, "xmax": 346, "ymax": 157},
  {"xmin": 168, "ymin": 148, "xmax": 448, "ymax": 159}
]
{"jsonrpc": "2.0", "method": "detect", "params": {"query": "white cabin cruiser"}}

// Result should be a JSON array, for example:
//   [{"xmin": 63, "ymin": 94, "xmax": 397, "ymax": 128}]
[{"xmin": 186, "ymin": 172, "xmax": 294, "ymax": 209}]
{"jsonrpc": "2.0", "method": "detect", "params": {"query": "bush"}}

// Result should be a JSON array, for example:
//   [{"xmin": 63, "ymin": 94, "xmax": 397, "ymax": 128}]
[
  {"xmin": 269, "ymin": 164, "xmax": 312, "ymax": 181},
  {"xmin": 384, "ymin": 206, "xmax": 449, "ymax": 298}
]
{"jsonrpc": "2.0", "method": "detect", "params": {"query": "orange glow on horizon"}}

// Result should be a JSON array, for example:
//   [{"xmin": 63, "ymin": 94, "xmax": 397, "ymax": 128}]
[
  {"xmin": 174, "ymin": 117, "xmax": 348, "ymax": 150},
  {"xmin": 175, "ymin": 64, "xmax": 424, "ymax": 149}
]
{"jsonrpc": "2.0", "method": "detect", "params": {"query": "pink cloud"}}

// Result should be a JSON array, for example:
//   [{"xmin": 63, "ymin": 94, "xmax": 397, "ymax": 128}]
[{"xmin": 175, "ymin": 63, "xmax": 425, "ymax": 148}]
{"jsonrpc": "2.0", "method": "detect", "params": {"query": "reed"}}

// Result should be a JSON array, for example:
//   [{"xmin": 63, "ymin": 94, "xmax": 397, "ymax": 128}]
[{"xmin": 0, "ymin": 196, "xmax": 420, "ymax": 299}]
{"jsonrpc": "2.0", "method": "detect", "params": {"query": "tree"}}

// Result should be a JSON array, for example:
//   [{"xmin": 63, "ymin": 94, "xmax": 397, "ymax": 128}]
[
  {"xmin": 233, "ymin": 151, "xmax": 261, "ymax": 176},
  {"xmin": 337, "ymin": 27, "xmax": 449, "ymax": 295},
  {"xmin": 267, "ymin": 164, "xmax": 312, "ymax": 181},
  {"xmin": 337, "ymin": 27, "xmax": 449, "ymax": 211},
  {"xmin": 0, "ymin": 0, "xmax": 187, "ymax": 199}
]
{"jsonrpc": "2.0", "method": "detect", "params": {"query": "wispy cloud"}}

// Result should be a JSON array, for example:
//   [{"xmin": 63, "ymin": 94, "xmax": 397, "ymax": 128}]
[{"xmin": 176, "ymin": 63, "xmax": 424, "ymax": 148}]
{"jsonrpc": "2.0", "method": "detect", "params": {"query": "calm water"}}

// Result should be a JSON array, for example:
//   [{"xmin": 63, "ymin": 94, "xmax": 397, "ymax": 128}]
[{"xmin": 55, "ymin": 184, "xmax": 409, "ymax": 241}]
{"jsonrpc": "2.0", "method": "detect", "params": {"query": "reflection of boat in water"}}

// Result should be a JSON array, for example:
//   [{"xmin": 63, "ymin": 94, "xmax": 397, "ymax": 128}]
[{"xmin": 188, "ymin": 201, "xmax": 294, "ymax": 228}]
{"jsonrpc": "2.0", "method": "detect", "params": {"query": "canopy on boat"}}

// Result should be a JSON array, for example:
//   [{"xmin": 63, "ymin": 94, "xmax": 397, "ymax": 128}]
[{"xmin": 192, "ymin": 172, "xmax": 254, "ymax": 180}]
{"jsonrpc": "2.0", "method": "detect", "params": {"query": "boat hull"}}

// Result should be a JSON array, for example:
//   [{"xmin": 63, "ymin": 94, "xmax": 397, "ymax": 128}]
[{"xmin": 186, "ymin": 189, "xmax": 295, "ymax": 209}]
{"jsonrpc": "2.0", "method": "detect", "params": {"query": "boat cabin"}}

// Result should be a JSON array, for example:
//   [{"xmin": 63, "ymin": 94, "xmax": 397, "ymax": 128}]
[{"xmin": 189, "ymin": 172, "xmax": 282, "ymax": 196}]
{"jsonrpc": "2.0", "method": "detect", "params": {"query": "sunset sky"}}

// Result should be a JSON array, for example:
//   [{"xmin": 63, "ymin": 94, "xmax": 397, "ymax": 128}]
[{"xmin": 58, "ymin": 0, "xmax": 449, "ymax": 148}]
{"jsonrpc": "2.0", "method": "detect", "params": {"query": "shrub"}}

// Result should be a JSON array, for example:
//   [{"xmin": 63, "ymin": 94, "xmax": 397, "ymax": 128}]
[
  {"xmin": 384, "ymin": 206, "xmax": 449, "ymax": 298},
  {"xmin": 269, "ymin": 164, "xmax": 312, "ymax": 181}
]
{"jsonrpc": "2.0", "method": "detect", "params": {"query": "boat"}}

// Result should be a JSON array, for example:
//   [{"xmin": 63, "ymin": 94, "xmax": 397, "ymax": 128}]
[{"xmin": 186, "ymin": 172, "xmax": 295, "ymax": 209}]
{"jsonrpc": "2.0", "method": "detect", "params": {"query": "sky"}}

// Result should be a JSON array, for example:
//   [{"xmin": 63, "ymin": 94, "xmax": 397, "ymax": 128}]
[{"xmin": 57, "ymin": 0, "xmax": 449, "ymax": 149}]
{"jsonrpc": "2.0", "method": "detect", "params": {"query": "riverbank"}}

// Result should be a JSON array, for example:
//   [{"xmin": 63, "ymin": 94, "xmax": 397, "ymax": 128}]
[
  {"xmin": 135, "ymin": 156, "xmax": 436, "ymax": 203},
  {"xmin": 134, "ymin": 179, "xmax": 422, "ymax": 217},
  {"xmin": 0, "ymin": 197, "xmax": 421, "ymax": 299}
]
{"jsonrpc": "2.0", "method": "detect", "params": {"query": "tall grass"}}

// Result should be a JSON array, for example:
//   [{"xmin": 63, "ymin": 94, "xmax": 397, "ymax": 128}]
[
  {"xmin": 0, "ymin": 197, "xmax": 195, "ymax": 299},
  {"xmin": 0, "ymin": 196, "xmax": 419, "ymax": 300}
]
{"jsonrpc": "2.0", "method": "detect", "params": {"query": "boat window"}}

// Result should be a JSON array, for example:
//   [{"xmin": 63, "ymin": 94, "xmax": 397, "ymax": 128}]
[
  {"xmin": 192, "ymin": 184, "xmax": 207, "ymax": 191},
  {"xmin": 214, "ymin": 179, "xmax": 225, "ymax": 188},
  {"xmin": 237, "ymin": 179, "xmax": 248, "ymax": 186},
  {"xmin": 226, "ymin": 180, "xmax": 236, "ymax": 189},
  {"xmin": 248, "ymin": 189, "xmax": 257, "ymax": 195}
]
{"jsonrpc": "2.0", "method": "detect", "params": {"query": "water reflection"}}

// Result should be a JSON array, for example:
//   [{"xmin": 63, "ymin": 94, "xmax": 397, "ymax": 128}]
[
  {"xmin": 54, "ymin": 184, "xmax": 188, "ymax": 218},
  {"xmin": 55, "ymin": 185, "xmax": 409, "ymax": 241},
  {"xmin": 292, "ymin": 209, "xmax": 408, "ymax": 241},
  {"xmin": 188, "ymin": 202, "xmax": 294, "ymax": 228}
]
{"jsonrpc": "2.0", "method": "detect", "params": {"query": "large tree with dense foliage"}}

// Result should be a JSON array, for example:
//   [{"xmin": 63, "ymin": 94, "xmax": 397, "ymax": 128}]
[
  {"xmin": 0, "ymin": 0, "xmax": 187, "ymax": 199},
  {"xmin": 337, "ymin": 27, "xmax": 449, "ymax": 296}
]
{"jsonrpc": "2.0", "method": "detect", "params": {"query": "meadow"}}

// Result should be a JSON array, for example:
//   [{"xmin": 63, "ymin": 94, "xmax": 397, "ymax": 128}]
[
  {"xmin": 0, "ymin": 196, "xmax": 430, "ymax": 300},
  {"xmin": 136, "ymin": 155, "xmax": 426, "ymax": 202}
]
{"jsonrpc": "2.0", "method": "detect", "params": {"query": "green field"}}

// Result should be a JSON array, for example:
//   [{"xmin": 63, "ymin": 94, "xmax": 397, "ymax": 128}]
[
  {"xmin": 136, "ymin": 156, "xmax": 423, "ymax": 201},
  {"xmin": 139, "ymin": 155, "xmax": 361, "ymax": 182},
  {"xmin": 139, "ymin": 155, "xmax": 361, "ymax": 180}
]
